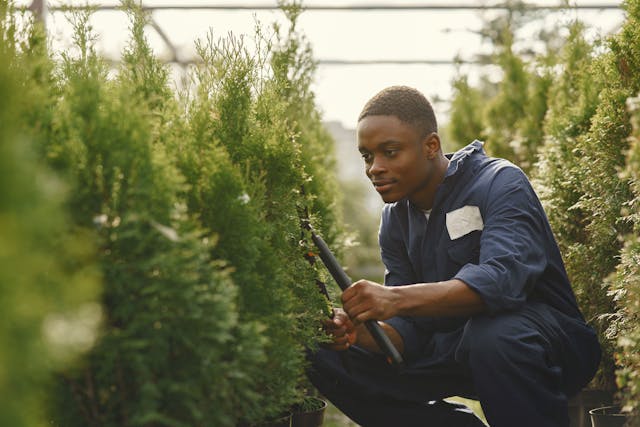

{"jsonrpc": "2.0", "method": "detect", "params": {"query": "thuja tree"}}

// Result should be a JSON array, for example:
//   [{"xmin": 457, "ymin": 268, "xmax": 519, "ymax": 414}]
[
  {"xmin": 450, "ymin": 1, "xmax": 639, "ymax": 392},
  {"xmin": 268, "ymin": 1, "xmax": 344, "ymax": 307},
  {"xmin": 175, "ymin": 4, "xmax": 337, "ymax": 421},
  {"xmin": 512, "ymin": 66, "xmax": 554, "ymax": 172},
  {"xmin": 447, "ymin": 1, "xmax": 555, "ymax": 174},
  {"xmin": 448, "ymin": 61, "xmax": 553, "ymax": 174},
  {"xmin": 482, "ymin": 35, "xmax": 530, "ymax": 164},
  {"xmin": 446, "ymin": 72, "xmax": 487, "ymax": 152},
  {"xmin": 567, "ymin": 0, "xmax": 640, "ymax": 392},
  {"xmin": 532, "ymin": 23, "xmax": 600, "ymax": 248},
  {"xmin": 19, "ymin": 8, "xmax": 267, "ymax": 427},
  {"xmin": 532, "ymin": 22, "xmax": 604, "ymax": 362},
  {"xmin": 0, "ymin": 8, "xmax": 100, "ymax": 427},
  {"xmin": 178, "ymin": 33, "xmax": 313, "ymax": 423},
  {"xmin": 270, "ymin": 3, "xmax": 342, "ymax": 243},
  {"xmin": 609, "ymin": 95, "xmax": 640, "ymax": 423}
]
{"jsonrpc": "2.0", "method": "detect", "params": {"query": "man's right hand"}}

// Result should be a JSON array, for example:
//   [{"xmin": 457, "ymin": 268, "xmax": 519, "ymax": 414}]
[{"xmin": 322, "ymin": 308, "xmax": 357, "ymax": 351}]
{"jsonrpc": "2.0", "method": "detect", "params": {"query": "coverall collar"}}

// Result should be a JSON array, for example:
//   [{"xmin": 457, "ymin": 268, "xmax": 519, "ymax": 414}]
[{"xmin": 444, "ymin": 140, "xmax": 485, "ymax": 180}]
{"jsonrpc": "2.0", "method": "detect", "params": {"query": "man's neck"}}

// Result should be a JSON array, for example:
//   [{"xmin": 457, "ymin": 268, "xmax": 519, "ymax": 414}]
[{"xmin": 413, "ymin": 155, "xmax": 450, "ymax": 211}]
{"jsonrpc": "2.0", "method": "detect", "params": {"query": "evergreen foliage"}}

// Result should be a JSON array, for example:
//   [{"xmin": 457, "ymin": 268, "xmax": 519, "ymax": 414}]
[
  {"xmin": 532, "ymin": 22, "xmax": 612, "ymax": 386},
  {"xmin": 3, "ymin": 0, "xmax": 341, "ymax": 424},
  {"xmin": 567, "ymin": 0, "xmax": 639, "ymax": 391},
  {"xmin": 604, "ymin": 1, "xmax": 640, "ymax": 418},
  {"xmin": 482, "ymin": 38, "xmax": 530, "ymax": 163},
  {"xmin": 610, "ymin": 94, "xmax": 640, "ymax": 423},
  {"xmin": 513, "ymin": 66, "xmax": 553, "ymax": 173},
  {"xmin": 446, "ymin": 1, "xmax": 556, "ymax": 174},
  {"xmin": 448, "ymin": 1, "xmax": 640, "ymax": 393},
  {"xmin": 0, "ymin": 6, "xmax": 100, "ymax": 427},
  {"xmin": 533, "ymin": 21, "xmax": 601, "ymax": 239},
  {"xmin": 176, "ymin": 18, "xmax": 327, "ymax": 426},
  {"xmin": 13, "ymin": 0, "xmax": 640, "ymax": 421},
  {"xmin": 34, "ymin": 8, "xmax": 266, "ymax": 426},
  {"xmin": 446, "ymin": 73, "xmax": 487, "ymax": 152}
]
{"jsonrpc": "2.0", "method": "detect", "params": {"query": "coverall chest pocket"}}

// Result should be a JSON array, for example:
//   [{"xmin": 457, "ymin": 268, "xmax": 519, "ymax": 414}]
[{"xmin": 445, "ymin": 230, "xmax": 481, "ymax": 276}]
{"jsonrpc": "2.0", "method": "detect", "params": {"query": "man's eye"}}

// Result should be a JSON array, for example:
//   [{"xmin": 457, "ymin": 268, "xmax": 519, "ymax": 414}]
[
  {"xmin": 361, "ymin": 153, "xmax": 372, "ymax": 162},
  {"xmin": 385, "ymin": 149, "xmax": 398, "ymax": 157}
]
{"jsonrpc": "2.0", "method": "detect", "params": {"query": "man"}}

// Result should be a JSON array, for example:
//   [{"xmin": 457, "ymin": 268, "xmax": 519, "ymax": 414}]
[{"xmin": 308, "ymin": 86, "xmax": 601, "ymax": 426}]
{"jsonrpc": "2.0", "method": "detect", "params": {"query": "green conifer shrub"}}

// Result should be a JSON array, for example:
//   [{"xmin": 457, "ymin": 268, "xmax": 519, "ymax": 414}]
[
  {"xmin": 609, "ymin": 93, "xmax": 640, "ymax": 423},
  {"xmin": 446, "ymin": 73, "xmax": 487, "ymax": 151},
  {"xmin": 532, "ymin": 22, "xmax": 604, "ymax": 247},
  {"xmin": 178, "ymin": 33, "xmax": 306, "ymax": 422},
  {"xmin": 173, "ymin": 4, "xmax": 338, "ymax": 421},
  {"xmin": 454, "ymin": 44, "xmax": 552, "ymax": 175},
  {"xmin": 533, "ymin": 0, "xmax": 640, "ymax": 393},
  {"xmin": 97, "ymin": 1, "xmax": 338, "ymax": 423},
  {"xmin": 449, "ymin": 2, "xmax": 640, "ymax": 394},
  {"xmin": 447, "ymin": 3, "xmax": 558, "ymax": 174},
  {"xmin": 566, "ymin": 0, "xmax": 640, "ymax": 391},
  {"xmin": 601, "ymin": 2, "xmax": 640, "ymax": 416},
  {"xmin": 9, "ymin": 6, "xmax": 268, "ymax": 426},
  {"xmin": 482, "ymin": 40, "xmax": 557, "ymax": 174},
  {"xmin": 0, "ymin": 6, "xmax": 100, "ymax": 427},
  {"xmin": 532, "ymin": 24, "xmax": 605, "ymax": 366},
  {"xmin": 482, "ymin": 38, "xmax": 530, "ymax": 163},
  {"xmin": 512, "ymin": 66, "xmax": 553, "ymax": 172}
]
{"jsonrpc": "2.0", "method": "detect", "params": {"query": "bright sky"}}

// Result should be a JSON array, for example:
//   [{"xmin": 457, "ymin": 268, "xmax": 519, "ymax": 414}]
[{"xmin": 16, "ymin": 1, "xmax": 626, "ymax": 128}]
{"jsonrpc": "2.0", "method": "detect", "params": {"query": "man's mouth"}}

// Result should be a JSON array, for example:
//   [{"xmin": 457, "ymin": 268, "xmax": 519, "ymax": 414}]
[{"xmin": 372, "ymin": 179, "xmax": 396, "ymax": 193}]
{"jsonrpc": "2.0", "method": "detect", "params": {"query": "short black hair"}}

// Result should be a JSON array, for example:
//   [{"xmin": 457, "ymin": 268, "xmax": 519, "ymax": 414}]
[{"xmin": 358, "ymin": 85, "xmax": 438, "ymax": 136}]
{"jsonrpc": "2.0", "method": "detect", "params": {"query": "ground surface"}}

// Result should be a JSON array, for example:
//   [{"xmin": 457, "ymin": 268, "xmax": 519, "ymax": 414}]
[
  {"xmin": 320, "ymin": 396, "xmax": 488, "ymax": 427},
  {"xmin": 322, "ymin": 401, "xmax": 359, "ymax": 427}
]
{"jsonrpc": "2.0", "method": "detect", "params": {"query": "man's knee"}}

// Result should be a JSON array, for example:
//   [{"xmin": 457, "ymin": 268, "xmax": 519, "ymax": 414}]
[{"xmin": 456, "ymin": 312, "xmax": 548, "ymax": 369}]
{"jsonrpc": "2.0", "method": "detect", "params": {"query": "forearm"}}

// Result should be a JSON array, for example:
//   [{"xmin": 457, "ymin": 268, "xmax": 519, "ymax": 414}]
[
  {"xmin": 355, "ymin": 321, "xmax": 405, "ymax": 355},
  {"xmin": 393, "ymin": 278, "xmax": 486, "ymax": 317},
  {"xmin": 342, "ymin": 278, "xmax": 486, "ymax": 354}
]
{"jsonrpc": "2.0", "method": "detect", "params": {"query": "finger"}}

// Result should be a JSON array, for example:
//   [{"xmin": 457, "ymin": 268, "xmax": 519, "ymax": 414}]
[
  {"xmin": 322, "ymin": 335, "xmax": 351, "ymax": 351},
  {"xmin": 342, "ymin": 280, "xmax": 365, "ymax": 303},
  {"xmin": 346, "ymin": 331, "xmax": 357, "ymax": 346},
  {"xmin": 323, "ymin": 311, "xmax": 347, "ymax": 329},
  {"xmin": 332, "ymin": 309, "xmax": 350, "ymax": 325},
  {"xmin": 344, "ymin": 301, "xmax": 374, "ymax": 323},
  {"xmin": 342, "ymin": 316, "xmax": 356, "ymax": 332},
  {"xmin": 332, "ymin": 307, "xmax": 346, "ymax": 317},
  {"xmin": 332, "ymin": 334, "xmax": 351, "ymax": 346},
  {"xmin": 328, "ymin": 325, "xmax": 348, "ymax": 338},
  {"xmin": 342, "ymin": 295, "xmax": 366, "ymax": 315},
  {"xmin": 352, "ymin": 307, "xmax": 378, "ymax": 325}
]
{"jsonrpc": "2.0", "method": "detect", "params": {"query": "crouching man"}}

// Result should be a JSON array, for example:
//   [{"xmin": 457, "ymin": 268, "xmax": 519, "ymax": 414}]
[{"xmin": 308, "ymin": 86, "xmax": 601, "ymax": 427}]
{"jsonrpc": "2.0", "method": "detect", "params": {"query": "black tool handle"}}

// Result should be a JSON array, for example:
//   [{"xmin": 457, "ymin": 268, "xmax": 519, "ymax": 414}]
[{"xmin": 309, "ymin": 230, "xmax": 405, "ymax": 371}]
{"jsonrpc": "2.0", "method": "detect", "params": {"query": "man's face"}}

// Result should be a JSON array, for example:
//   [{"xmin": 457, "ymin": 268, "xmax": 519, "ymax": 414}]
[{"xmin": 357, "ymin": 115, "xmax": 435, "ymax": 206}]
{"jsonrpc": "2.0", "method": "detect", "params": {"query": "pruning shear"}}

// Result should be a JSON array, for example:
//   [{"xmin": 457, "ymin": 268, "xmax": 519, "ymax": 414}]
[{"xmin": 298, "ymin": 189, "xmax": 405, "ymax": 373}]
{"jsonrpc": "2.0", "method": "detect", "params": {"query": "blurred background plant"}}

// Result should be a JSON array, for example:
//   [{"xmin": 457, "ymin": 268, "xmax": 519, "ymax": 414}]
[
  {"xmin": 0, "ymin": 4, "xmax": 101, "ymax": 426},
  {"xmin": 447, "ymin": 1, "xmax": 640, "ymax": 421}
]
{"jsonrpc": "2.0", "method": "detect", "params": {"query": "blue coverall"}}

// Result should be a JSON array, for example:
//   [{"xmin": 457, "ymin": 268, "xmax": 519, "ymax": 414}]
[{"xmin": 309, "ymin": 141, "xmax": 601, "ymax": 427}]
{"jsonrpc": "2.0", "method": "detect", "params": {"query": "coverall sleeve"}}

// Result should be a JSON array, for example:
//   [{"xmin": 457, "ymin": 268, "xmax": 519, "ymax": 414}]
[
  {"xmin": 378, "ymin": 206, "xmax": 433, "ymax": 362},
  {"xmin": 454, "ymin": 167, "xmax": 548, "ymax": 314}
]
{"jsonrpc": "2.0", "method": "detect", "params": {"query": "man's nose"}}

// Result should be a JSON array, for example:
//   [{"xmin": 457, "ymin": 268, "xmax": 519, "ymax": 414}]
[{"xmin": 367, "ymin": 156, "xmax": 386, "ymax": 176}]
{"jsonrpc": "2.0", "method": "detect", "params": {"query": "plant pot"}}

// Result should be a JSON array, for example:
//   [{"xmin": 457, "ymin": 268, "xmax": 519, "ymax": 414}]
[
  {"xmin": 292, "ymin": 397, "xmax": 327, "ymax": 427},
  {"xmin": 568, "ymin": 389, "xmax": 614, "ymax": 427},
  {"xmin": 262, "ymin": 413, "xmax": 292, "ymax": 427},
  {"xmin": 239, "ymin": 413, "xmax": 292, "ymax": 427},
  {"xmin": 589, "ymin": 406, "xmax": 629, "ymax": 427}
]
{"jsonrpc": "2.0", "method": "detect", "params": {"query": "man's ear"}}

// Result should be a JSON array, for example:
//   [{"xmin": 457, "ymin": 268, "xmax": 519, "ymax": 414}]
[{"xmin": 422, "ymin": 132, "xmax": 441, "ymax": 160}]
